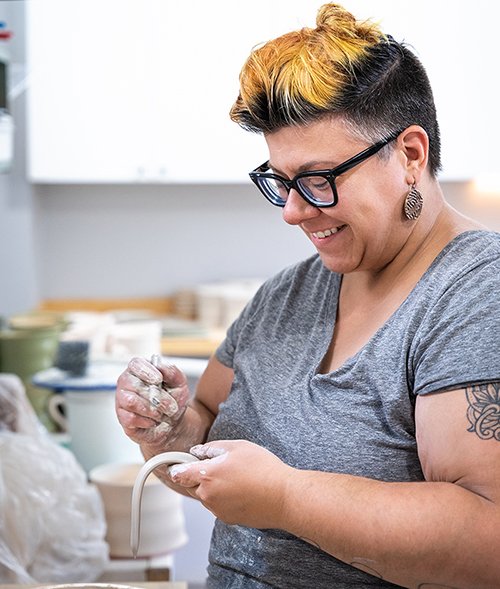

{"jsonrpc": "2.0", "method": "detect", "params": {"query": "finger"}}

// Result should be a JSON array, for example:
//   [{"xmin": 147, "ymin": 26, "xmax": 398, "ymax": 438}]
[
  {"xmin": 169, "ymin": 460, "xmax": 209, "ymax": 487},
  {"xmin": 184, "ymin": 486, "xmax": 201, "ymax": 499},
  {"xmin": 156, "ymin": 390, "xmax": 180, "ymax": 417},
  {"xmin": 126, "ymin": 382, "xmax": 182, "ymax": 419},
  {"xmin": 190, "ymin": 443, "xmax": 228, "ymax": 460},
  {"xmin": 141, "ymin": 421, "xmax": 175, "ymax": 444},
  {"xmin": 116, "ymin": 405, "xmax": 160, "ymax": 430},
  {"xmin": 116, "ymin": 371, "xmax": 164, "ymax": 410},
  {"xmin": 127, "ymin": 356, "xmax": 162, "ymax": 385},
  {"xmin": 128, "ymin": 423, "xmax": 175, "ymax": 446},
  {"xmin": 157, "ymin": 362, "xmax": 188, "ymax": 389},
  {"xmin": 117, "ymin": 387, "xmax": 163, "ymax": 421}
]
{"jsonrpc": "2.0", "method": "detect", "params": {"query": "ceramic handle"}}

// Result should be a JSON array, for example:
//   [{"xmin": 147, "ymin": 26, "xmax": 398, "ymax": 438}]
[
  {"xmin": 130, "ymin": 451, "xmax": 199, "ymax": 557},
  {"xmin": 47, "ymin": 395, "xmax": 68, "ymax": 431}
]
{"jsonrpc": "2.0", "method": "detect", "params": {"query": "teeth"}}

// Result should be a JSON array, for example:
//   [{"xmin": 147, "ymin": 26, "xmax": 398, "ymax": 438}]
[{"xmin": 313, "ymin": 226, "xmax": 342, "ymax": 239}]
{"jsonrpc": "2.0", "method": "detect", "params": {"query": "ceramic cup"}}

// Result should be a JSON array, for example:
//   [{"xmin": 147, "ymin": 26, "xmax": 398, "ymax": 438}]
[{"xmin": 106, "ymin": 320, "xmax": 162, "ymax": 360}]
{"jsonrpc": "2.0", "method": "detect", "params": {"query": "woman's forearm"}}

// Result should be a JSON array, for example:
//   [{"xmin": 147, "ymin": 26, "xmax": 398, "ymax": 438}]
[{"xmin": 281, "ymin": 470, "xmax": 499, "ymax": 589}]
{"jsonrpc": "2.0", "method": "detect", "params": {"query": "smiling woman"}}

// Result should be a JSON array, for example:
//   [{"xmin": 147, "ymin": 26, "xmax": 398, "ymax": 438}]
[{"xmin": 114, "ymin": 3, "xmax": 500, "ymax": 588}]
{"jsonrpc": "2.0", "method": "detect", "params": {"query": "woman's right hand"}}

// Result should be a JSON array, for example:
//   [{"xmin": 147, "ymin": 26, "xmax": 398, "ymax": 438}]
[{"xmin": 115, "ymin": 356, "xmax": 190, "ymax": 448}]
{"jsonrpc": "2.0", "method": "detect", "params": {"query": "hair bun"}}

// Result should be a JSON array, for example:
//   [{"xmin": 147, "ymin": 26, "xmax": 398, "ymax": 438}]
[
  {"xmin": 316, "ymin": 3, "xmax": 356, "ymax": 30},
  {"xmin": 315, "ymin": 2, "xmax": 383, "ymax": 43}
]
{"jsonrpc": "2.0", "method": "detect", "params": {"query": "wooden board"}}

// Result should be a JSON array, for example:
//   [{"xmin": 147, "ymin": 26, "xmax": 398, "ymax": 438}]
[{"xmin": 38, "ymin": 297, "xmax": 175, "ymax": 315}]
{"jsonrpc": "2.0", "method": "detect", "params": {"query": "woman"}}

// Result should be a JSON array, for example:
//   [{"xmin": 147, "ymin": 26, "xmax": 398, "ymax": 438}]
[{"xmin": 116, "ymin": 4, "xmax": 500, "ymax": 587}]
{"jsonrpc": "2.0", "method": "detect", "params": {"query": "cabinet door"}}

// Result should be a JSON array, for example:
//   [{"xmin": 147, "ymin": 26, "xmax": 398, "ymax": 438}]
[
  {"xmin": 26, "ymin": 0, "xmax": 270, "ymax": 183},
  {"xmin": 145, "ymin": 0, "xmax": 253, "ymax": 182},
  {"xmin": 27, "ymin": 0, "xmax": 154, "ymax": 182},
  {"xmin": 135, "ymin": 0, "xmax": 287, "ymax": 183}
]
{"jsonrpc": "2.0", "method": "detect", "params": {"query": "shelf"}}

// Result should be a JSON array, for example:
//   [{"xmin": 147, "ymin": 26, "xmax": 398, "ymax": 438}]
[
  {"xmin": 161, "ymin": 333, "xmax": 223, "ymax": 359},
  {"xmin": 97, "ymin": 553, "xmax": 175, "ymax": 584}
]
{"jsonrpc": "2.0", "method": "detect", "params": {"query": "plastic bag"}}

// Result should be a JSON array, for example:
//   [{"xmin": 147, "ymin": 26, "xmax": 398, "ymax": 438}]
[
  {"xmin": 0, "ymin": 372, "xmax": 43, "ymax": 437},
  {"xmin": 0, "ymin": 374, "xmax": 109, "ymax": 583}
]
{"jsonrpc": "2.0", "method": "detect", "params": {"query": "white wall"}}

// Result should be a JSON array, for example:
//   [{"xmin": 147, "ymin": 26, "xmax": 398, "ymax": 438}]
[
  {"xmin": 32, "ymin": 181, "xmax": 500, "ymax": 303},
  {"xmin": 33, "ymin": 182, "xmax": 314, "ymax": 299},
  {"xmin": 0, "ymin": 1, "xmax": 39, "ymax": 318}
]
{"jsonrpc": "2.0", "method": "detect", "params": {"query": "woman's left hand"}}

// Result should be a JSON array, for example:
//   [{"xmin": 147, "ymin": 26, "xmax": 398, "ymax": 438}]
[{"xmin": 169, "ymin": 439, "xmax": 294, "ymax": 529}]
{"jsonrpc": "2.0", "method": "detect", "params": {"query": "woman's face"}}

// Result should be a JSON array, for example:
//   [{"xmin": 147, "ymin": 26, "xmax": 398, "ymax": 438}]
[{"xmin": 264, "ymin": 118, "xmax": 411, "ymax": 275}]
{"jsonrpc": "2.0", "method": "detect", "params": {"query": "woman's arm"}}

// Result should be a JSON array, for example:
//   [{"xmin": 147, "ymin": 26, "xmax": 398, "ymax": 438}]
[
  {"xmin": 279, "ymin": 385, "xmax": 500, "ymax": 588},
  {"xmin": 171, "ymin": 384, "xmax": 500, "ymax": 588}
]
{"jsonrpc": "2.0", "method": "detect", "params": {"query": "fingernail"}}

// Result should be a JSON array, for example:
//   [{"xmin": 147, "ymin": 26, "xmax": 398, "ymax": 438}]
[
  {"xmin": 130, "ymin": 358, "xmax": 161, "ymax": 384},
  {"xmin": 190, "ymin": 444, "xmax": 205, "ymax": 458}
]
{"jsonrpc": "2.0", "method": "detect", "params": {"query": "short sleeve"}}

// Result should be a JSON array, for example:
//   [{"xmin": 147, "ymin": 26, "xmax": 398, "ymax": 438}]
[{"xmin": 412, "ymin": 254, "xmax": 500, "ymax": 396}]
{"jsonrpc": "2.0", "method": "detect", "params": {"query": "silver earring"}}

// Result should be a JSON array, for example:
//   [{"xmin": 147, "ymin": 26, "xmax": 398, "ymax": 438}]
[{"xmin": 404, "ymin": 184, "xmax": 423, "ymax": 220}]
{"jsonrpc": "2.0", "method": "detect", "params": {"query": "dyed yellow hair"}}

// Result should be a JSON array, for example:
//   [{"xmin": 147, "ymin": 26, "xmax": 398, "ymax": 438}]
[
  {"xmin": 230, "ymin": 3, "xmax": 386, "ymax": 130},
  {"xmin": 229, "ymin": 2, "xmax": 442, "ymax": 175}
]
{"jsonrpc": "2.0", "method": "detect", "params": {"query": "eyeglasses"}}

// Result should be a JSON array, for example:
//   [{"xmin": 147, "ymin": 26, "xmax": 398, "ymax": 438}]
[{"xmin": 249, "ymin": 131, "xmax": 402, "ymax": 208}]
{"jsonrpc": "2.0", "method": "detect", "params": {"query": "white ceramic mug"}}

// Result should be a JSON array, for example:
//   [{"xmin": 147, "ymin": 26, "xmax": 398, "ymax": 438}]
[{"xmin": 48, "ymin": 389, "xmax": 142, "ymax": 472}]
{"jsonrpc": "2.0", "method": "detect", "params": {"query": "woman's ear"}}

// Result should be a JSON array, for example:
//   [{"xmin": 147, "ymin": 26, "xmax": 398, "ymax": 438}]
[{"xmin": 398, "ymin": 125, "xmax": 429, "ymax": 184}]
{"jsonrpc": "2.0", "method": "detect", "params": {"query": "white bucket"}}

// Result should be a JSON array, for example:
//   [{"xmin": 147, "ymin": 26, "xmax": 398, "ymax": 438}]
[{"xmin": 49, "ymin": 389, "xmax": 142, "ymax": 472}]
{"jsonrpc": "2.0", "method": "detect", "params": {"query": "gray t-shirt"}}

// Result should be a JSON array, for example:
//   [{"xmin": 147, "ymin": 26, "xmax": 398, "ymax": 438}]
[{"xmin": 207, "ymin": 230, "xmax": 500, "ymax": 588}]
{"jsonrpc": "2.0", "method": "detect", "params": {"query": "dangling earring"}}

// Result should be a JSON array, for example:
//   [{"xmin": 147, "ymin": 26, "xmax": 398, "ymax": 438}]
[{"xmin": 403, "ymin": 184, "xmax": 423, "ymax": 220}]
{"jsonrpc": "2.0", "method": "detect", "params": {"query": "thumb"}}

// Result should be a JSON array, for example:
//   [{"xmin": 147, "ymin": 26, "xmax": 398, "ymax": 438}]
[{"xmin": 158, "ymin": 362, "xmax": 188, "ymax": 388}]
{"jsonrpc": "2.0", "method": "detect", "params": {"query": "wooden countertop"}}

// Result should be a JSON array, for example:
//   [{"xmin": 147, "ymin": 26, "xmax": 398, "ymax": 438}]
[
  {"xmin": 38, "ymin": 297, "xmax": 176, "ymax": 315},
  {"xmin": 161, "ymin": 334, "xmax": 222, "ymax": 358}
]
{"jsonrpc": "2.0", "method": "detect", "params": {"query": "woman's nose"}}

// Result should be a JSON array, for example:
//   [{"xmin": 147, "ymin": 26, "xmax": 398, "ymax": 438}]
[{"xmin": 282, "ymin": 189, "xmax": 320, "ymax": 225}]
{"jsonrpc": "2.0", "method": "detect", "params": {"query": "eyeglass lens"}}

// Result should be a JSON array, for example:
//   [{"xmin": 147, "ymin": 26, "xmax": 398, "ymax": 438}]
[{"xmin": 258, "ymin": 175, "xmax": 335, "ymax": 206}]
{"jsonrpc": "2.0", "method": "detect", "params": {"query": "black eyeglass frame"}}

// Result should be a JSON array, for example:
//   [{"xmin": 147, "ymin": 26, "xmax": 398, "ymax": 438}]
[{"xmin": 249, "ymin": 130, "xmax": 403, "ymax": 208}]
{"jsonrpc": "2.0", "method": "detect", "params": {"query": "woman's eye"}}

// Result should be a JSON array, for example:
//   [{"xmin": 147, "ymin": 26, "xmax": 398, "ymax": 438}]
[
  {"xmin": 311, "ymin": 178, "xmax": 329, "ymax": 191},
  {"xmin": 302, "ymin": 176, "xmax": 329, "ymax": 192}
]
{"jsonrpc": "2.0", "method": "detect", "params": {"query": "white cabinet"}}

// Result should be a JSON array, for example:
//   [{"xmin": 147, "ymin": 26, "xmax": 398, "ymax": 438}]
[
  {"xmin": 26, "ymin": 0, "xmax": 271, "ymax": 183},
  {"xmin": 28, "ymin": 1, "xmax": 150, "ymax": 182},
  {"xmin": 330, "ymin": 0, "xmax": 499, "ymax": 181},
  {"xmin": 26, "ymin": 0, "xmax": 498, "ymax": 183}
]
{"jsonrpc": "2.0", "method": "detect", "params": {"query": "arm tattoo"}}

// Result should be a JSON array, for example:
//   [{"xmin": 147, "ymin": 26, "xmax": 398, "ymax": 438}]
[{"xmin": 465, "ymin": 382, "xmax": 500, "ymax": 441}]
